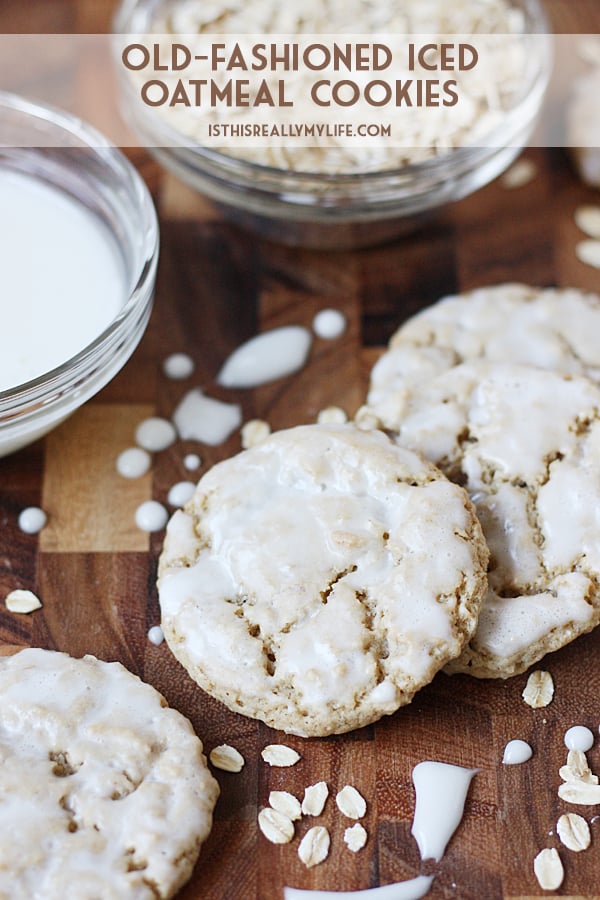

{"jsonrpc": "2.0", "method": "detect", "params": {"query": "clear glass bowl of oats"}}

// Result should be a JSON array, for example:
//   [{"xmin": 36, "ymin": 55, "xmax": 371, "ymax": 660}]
[{"xmin": 115, "ymin": 0, "xmax": 552, "ymax": 249}]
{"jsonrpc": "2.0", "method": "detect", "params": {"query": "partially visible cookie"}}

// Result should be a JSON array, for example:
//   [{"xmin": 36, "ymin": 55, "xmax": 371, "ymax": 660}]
[
  {"xmin": 367, "ymin": 284, "xmax": 600, "ymax": 431},
  {"xmin": 370, "ymin": 361, "xmax": 600, "ymax": 678},
  {"xmin": 158, "ymin": 423, "xmax": 488, "ymax": 737},
  {"xmin": 0, "ymin": 648, "xmax": 219, "ymax": 899}
]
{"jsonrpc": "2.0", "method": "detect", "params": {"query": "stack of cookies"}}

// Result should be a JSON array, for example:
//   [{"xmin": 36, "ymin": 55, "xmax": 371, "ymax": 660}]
[
  {"xmin": 365, "ymin": 283, "xmax": 600, "ymax": 679},
  {"xmin": 157, "ymin": 283, "xmax": 600, "ymax": 738}
]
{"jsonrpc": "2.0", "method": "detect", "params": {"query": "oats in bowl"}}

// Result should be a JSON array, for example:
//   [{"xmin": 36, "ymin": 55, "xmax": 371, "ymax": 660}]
[{"xmin": 115, "ymin": 0, "xmax": 552, "ymax": 247}]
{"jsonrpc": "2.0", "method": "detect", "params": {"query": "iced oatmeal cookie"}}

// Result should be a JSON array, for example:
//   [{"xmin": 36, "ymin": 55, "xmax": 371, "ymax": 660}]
[
  {"xmin": 157, "ymin": 423, "xmax": 488, "ymax": 737},
  {"xmin": 368, "ymin": 361, "xmax": 600, "ymax": 678},
  {"xmin": 0, "ymin": 648, "xmax": 219, "ymax": 899},
  {"xmin": 367, "ymin": 284, "xmax": 600, "ymax": 431}
]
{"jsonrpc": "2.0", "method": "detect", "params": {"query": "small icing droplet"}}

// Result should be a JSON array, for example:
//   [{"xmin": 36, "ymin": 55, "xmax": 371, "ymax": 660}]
[
  {"xmin": 565, "ymin": 725, "xmax": 594, "ymax": 752},
  {"xmin": 162, "ymin": 353, "xmax": 195, "ymax": 380},
  {"xmin": 283, "ymin": 875, "xmax": 434, "ymax": 900},
  {"xmin": 173, "ymin": 389, "xmax": 242, "ymax": 445},
  {"xmin": 135, "ymin": 500, "xmax": 168, "ymax": 532},
  {"xmin": 18, "ymin": 507, "xmax": 47, "ymax": 535},
  {"xmin": 312, "ymin": 308, "xmax": 347, "ymax": 340},
  {"xmin": 116, "ymin": 447, "xmax": 151, "ymax": 479},
  {"xmin": 411, "ymin": 761, "xmax": 478, "ymax": 862},
  {"xmin": 502, "ymin": 739, "xmax": 533, "ymax": 765},
  {"xmin": 183, "ymin": 453, "xmax": 202, "ymax": 470},
  {"xmin": 147, "ymin": 625, "xmax": 164, "ymax": 646},
  {"xmin": 135, "ymin": 417, "xmax": 177, "ymax": 452},
  {"xmin": 167, "ymin": 481, "xmax": 196, "ymax": 508},
  {"xmin": 217, "ymin": 326, "xmax": 312, "ymax": 388}
]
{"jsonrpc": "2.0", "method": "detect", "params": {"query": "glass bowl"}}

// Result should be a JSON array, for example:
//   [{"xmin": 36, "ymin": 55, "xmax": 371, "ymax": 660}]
[
  {"xmin": 0, "ymin": 91, "xmax": 159, "ymax": 457},
  {"xmin": 115, "ymin": 0, "xmax": 552, "ymax": 250}
]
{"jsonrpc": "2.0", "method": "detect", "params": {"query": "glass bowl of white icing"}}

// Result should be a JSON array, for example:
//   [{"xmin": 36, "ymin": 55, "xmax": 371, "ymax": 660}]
[
  {"xmin": 115, "ymin": 0, "xmax": 552, "ymax": 249},
  {"xmin": 0, "ymin": 92, "xmax": 158, "ymax": 457}
]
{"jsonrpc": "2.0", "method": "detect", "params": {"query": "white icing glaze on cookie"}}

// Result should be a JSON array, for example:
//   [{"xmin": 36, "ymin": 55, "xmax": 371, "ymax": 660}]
[
  {"xmin": 370, "ymin": 361, "xmax": 600, "ymax": 678},
  {"xmin": 158, "ymin": 424, "xmax": 488, "ymax": 737},
  {"xmin": 0, "ymin": 648, "xmax": 219, "ymax": 899},
  {"xmin": 372, "ymin": 285, "xmax": 600, "ymax": 412},
  {"xmin": 368, "ymin": 284, "xmax": 600, "ymax": 432}
]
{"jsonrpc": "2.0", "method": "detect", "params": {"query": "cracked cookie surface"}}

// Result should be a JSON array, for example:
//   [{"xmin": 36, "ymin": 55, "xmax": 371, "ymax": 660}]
[
  {"xmin": 368, "ymin": 362, "xmax": 600, "ymax": 678},
  {"xmin": 367, "ymin": 284, "xmax": 600, "ymax": 432},
  {"xmin": 157, "ymin": 423, "xmax": 488, "ymax": 737},
  {"xmin": 0, "ymin": 648, "xmax": 219, "ymax": 899}
]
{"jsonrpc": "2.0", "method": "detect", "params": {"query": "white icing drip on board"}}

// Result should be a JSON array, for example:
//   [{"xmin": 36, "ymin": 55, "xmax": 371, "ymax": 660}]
[
  {"xmin": 162, "ymin": 353, "xmax": 195, "ymax": 380},
  {"xmin": 216, "ymin": 326, "xmax": 312, "ymax": 388},
  {"xmin": 312, "ymin": 308, "xmax": 347, "ymax": 340},
  {"xmin": 411, "ymin": 761, "xmax": 478, "ymax": 862},
  {"xmin": 167, "ymin": 481, "xmax": 196, "ymax": 508},
  {"xmin": 135, "ymin": 417, "xmax": 177, "ymax": 452},
  {"xmin": 564, "ymin": 725, "xmax": 594, "ymax": 752},
  {"xmin": 147, "ymin": 625, "xmax": 165, "ymax": 646},
  {"xmin": 135, "ymin": 500, "xmax": 168, "ymax": 532},
  {"xmin": 183, "ymin": 453, "xmax": 202, "ymax": 470},
  {"xmin": 283, "ymin": 875, "xmax": 434, "ymax": 900},
  {"xmin": 116, "ymin": 447, "xmax": 151, "ymax": 479},
  {"xmin": 172, "ymin": 389, "xmax": 242, "ymax": 445},
  {"xmin": 502, "ymin": 739, "xmax": 533, "ymax": 764},
  {"xmin": 18, "ymin": 507, "xmax": 47, "ymax": 535}
]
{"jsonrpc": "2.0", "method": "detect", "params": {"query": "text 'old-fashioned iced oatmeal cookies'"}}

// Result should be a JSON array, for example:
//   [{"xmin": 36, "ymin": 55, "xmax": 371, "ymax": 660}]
[
  {"xmin": 157, "ymin": 423, "xmax": 488, "ymax": 737},
  {"xmin": 0, "ymin": 648, "xmax": 219, "ymax": 900},
  {"xmin": 369, "ymin": 362, "xmax": 600, "ymax": 678},
  {"xmin": 367, "ymin": 284, "xmax": 600, "ymax": 431}
]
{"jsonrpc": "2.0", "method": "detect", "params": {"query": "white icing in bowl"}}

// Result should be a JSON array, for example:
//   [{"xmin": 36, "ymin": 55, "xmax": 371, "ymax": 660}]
[{"xmin": 0, "ymin": 92, "xmax": 158, "ymax": 457}]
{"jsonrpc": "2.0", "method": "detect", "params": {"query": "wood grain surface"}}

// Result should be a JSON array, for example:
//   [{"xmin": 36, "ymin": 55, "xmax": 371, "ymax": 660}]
[{"xmin": 2, "ymin": 3, "xmax": 600, "ymax": 899}]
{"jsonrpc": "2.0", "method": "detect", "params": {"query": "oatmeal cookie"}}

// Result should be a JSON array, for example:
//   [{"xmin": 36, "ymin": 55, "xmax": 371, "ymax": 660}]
[
  {"xmin": 367, "ymin": 284, "xmax": 600, "ymax": 432},
  {"xmin": 368, "ymin": 362, "xmax": 600, "ymax": 678},
  {"xmin": 158, "ymin": 423, "xmax": 488, "ymax": 737},
  {"xmin": 0, "ymin": 648, "xmax": 219, "ymax": 899}
]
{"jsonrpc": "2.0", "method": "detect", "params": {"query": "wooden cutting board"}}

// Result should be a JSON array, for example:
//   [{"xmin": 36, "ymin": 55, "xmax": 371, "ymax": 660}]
[
  {"xmin": 2, "ymin": 145, "xmax": 600, "ymax": 900},
  {"xmin": 3, "ymin": 3, "xmax": 600, "ymax": 898}
]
